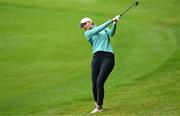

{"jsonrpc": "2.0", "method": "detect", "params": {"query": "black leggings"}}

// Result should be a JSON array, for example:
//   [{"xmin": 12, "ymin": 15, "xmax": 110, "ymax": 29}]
[{"xmin": 91, "ymin": 51, "xmax": 115, "ymax": 105}]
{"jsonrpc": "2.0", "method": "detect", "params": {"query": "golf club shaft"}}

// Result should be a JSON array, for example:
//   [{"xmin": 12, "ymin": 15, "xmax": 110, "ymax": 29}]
[{"xmin": 120, "ymin": 1, "xmax": 138, "ymax": 17}]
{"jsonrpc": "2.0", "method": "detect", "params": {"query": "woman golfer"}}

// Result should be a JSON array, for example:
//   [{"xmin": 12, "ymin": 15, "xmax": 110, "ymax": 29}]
[{"xmin": 80, "ymin": 15, "xmax": 120, "ymax": 114}]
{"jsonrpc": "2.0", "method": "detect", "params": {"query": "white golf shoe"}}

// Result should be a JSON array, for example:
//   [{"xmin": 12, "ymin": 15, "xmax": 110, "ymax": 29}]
[
  {"xmin": 90, "ymin": 104, "xmax": 103, "ymax": 114},
  {"xmin": 90, "ymin": 107, "xmax": 102, "ymax": 114}
]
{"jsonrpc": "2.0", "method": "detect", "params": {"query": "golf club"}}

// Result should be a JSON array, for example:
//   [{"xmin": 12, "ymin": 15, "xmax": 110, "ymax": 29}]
[{"xmin": 120, "ymin": 1, "xmax": 139, "ymax": 17}]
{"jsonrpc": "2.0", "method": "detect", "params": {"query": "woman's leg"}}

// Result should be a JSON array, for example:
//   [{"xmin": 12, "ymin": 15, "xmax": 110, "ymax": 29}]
[
  {"xmin": 97, "ymin": 54, "xmax": 115, "ymax": 106},
  {"xmin": 91, "ymin": 57, "xmax": 101, "ymax": 103}
]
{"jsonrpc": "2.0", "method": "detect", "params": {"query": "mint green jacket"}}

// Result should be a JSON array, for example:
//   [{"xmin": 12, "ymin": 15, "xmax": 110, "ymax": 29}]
[{"xmin": 84, "ymin": 20, "xmax": 116, "ymax": 54}]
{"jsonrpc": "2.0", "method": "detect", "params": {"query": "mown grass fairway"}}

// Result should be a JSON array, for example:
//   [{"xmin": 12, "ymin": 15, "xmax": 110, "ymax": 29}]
[{"xmin": 0, "ymin": 0, "xmax": 179, "ymax": 115}]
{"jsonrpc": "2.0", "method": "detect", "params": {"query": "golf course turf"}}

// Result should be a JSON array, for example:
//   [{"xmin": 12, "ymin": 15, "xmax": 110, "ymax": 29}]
[{"xmin": 0, "ymin": 0, "xmax": 179, "ymax": 115}]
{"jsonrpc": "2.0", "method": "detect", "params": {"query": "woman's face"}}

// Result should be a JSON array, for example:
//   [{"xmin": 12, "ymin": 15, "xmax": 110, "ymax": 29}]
[{"xmin": 83, "ymin": 21, "xmax": 93, "ymax": 30}]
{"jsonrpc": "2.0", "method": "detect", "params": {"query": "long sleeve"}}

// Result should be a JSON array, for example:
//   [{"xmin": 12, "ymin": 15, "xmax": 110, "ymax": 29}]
[
  {"xmin": 105, "ymin": 23, "xmax": 116, "ymax": 37},
  {"xmin": 109, "ymin": 23, "xmax": 116, "ymax": 36},
  {"xmin": 85, "ymin": 20, "xmax": 113, "ymax": 40}
]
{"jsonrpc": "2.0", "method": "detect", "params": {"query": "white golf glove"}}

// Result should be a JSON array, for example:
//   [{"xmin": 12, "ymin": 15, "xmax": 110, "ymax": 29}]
[{"xmin": 112, "ymin": 15, "xmax": 120, "ymax": 23}]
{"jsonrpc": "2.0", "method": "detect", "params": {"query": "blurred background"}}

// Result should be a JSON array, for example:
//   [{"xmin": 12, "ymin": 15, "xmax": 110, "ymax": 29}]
[{"xmin": 0, "ymin": 0, "xmax": 179, "ymax": 115}]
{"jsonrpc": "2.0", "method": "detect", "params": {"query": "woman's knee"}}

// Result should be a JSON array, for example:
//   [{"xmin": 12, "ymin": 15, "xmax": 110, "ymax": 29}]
[{"xmin": 97, "ymin": 81, "xmax": 104, "ymax": 89}]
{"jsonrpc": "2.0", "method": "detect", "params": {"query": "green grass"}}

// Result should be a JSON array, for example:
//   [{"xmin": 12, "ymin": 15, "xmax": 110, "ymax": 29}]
[{"xmin": 0, "ymin": 0, "xmax": 179, "ymax": 115}]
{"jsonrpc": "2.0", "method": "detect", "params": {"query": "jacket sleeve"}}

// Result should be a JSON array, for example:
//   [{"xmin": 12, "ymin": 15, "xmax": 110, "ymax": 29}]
[
  {"xmin": 105, "ymin": 23, "xmax": 116, "ymax": 37},
  {"xmin": 85, "ymin": 20, "xmax": 113, "ymax": 40}
]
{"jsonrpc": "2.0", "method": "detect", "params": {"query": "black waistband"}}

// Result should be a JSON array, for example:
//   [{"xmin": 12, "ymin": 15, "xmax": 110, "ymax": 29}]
[{"xmin": 93, "ymin": 51, "xmax": 114, "ymax": 57}]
